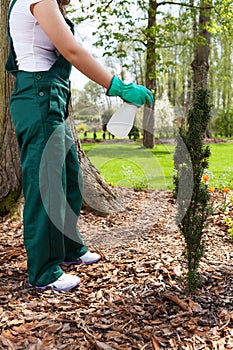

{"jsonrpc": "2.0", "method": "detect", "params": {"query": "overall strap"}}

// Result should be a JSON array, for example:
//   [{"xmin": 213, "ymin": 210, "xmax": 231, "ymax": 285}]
[{"xmin": 65, "ymin": 17, "xmax": 75, "ymax": 35}]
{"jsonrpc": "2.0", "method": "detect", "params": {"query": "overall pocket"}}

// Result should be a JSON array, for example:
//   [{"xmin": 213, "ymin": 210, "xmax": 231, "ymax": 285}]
[{"xmin": 48, "ymin": 83, "xmax": 70, "ymax": 123}]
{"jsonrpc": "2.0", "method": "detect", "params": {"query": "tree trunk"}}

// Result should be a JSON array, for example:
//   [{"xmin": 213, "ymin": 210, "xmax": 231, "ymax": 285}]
[
  {"xmin": 143, "ymin": 0, "xmax": 157, "ymax": 149},
  {"xmin": 0, "ymin": 0, "xmax": 22, "ymax": 215},
  {"xmin": 67, "ymin": 116, "xmax": 124, "ymax": 216},
  {"xmin": 191, "ymin": 1, "xmax": 211, "ymax": 90},
  {"xmin": 190, "ymin": 1, "xmax": 212, "ymax": 139}
]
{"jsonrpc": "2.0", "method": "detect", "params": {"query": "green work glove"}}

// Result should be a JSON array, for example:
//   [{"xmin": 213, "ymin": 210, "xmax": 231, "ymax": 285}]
[{"xmin": 106, "ymin": 76, "xmax": 154, "ymax": 108}]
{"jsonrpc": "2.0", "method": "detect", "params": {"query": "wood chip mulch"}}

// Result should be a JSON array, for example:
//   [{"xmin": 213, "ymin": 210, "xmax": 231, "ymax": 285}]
[{"xmin": 0, "ymin": 188, "xmax": 233, "ymax": 350}]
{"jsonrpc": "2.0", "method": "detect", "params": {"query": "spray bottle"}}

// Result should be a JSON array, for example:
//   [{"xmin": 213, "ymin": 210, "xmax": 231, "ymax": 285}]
[{"xmin": 107, "ymin": 102, "xmax": 138, "ymax": 139}]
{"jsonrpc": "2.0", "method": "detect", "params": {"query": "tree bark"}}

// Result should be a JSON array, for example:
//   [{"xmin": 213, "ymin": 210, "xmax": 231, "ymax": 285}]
[
  {"xmin": 191, "ymin": 0, "xmax": 211, "ymax": 90},
  {"xmin": 142, "ymin": 0, "xmax": 157, "ymax": 149},
  {"xmin": 67, "ymin": 116, "xmax": 124, "ymax": 216},
  {"xmin": 0, "ymin": 0, "xmax": 22, "ymax": 214},
  {"xmin": 190, "ymin": 1, "xmax": 212, "ymax": 138}
]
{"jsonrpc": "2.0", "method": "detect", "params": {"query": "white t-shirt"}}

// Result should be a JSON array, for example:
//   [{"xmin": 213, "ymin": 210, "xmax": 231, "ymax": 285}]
[{"xmin": 9, "ymin": 0, "xmax": 58, "ymax": 71}]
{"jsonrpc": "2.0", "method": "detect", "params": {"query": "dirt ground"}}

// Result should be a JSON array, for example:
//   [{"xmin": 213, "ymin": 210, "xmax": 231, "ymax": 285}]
[{"xmin": 0, "ymin": 188, "xmax": 233, "ymax": 349}]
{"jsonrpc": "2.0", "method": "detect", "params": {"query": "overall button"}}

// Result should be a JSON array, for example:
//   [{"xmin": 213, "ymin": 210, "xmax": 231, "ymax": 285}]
[
  {"xmin": 35, "ymin": 74, "xmax": 41, "ymax": 80},
  {"xmin": 39, "ymin": 91, "xmax": 44, "ymax": 97}
]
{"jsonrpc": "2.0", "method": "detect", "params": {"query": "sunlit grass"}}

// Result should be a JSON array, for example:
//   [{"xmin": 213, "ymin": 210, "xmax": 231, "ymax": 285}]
[
  {"xmin": 82, "ymin": 142, "xmax": 233, "ymax": 190},
  {"xmin": 83, "ymin": 142, "xmax": 174, "ymax": 190},
  {"xmin": 207, "ymin": 143, "xmax": 233, "ymax": 189}
]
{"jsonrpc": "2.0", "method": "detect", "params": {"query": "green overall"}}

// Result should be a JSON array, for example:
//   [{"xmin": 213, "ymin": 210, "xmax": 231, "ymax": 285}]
[{"xmin": 5, "ymin": 0, "xmax": 87, "ymax": 286}]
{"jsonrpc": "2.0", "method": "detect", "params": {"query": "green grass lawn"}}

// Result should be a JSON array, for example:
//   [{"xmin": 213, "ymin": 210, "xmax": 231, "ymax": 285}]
[
  {"xmin": 82, "ymin": 142, "xmax": 233, "ymax": 190},
  {"xmin": 208, "ymin": 143, "xmax": 233, "ymax": 189}
]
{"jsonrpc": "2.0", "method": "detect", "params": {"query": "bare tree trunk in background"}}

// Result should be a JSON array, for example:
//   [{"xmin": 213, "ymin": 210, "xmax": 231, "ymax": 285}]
[
  {"xmin": 143, "ymin": 0, "xmax": 157, "ymax": 149},
  {"xmin": 191, "ymin": 0, "xmax": 212, "ymax": 138},
  {"xmin": 191, "ymin": 0, "xmax": 211, "ymax": 90},
  {"xmin": 0, "ymin": 0, "xmax": 22, "ymax": 214}
]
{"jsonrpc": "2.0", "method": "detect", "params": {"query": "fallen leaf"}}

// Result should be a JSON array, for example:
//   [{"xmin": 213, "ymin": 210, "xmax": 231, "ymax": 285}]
[
  {"xmin": 164, "ymin": 293, "xmax": 190, "ymax": 311},
  {"xmin": 95, "ymin": 340, "xmax": 117, "ymax": 350},
  {"xmin": 151, "ymin": 335, "xmax": 161, "ymax": 350}
]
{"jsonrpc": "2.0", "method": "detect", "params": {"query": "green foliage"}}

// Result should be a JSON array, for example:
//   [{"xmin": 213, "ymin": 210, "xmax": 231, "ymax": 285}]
[
  {"xmin": 173, "ymin": 89, "xmax": 212, "ymax": 292},
  {"xmin": 211, "ymin": 0, "xmax": 233, "ymax": 37},
  {"xmin": 223, "ymin": 193, "xmax": 233, "ymax": 240},
  {"xmin": 73, "ymin": 0, "xmax": 197, "ymax": 86},
  {"xmin": 133, "ymin": 181, "xmax": 148, "ymax": 192},
  {"xmin": 76, "ymin": 123, "xmax": 87, "ymax": 134},
  {"xmin": 225, "ymin": 216, "xmax": 233, "ymax": 240},
  {"xmin": 70, "ymin": 1, "xmax": 233, "ymax": 119},
  {"xmin": 121, "ymin": 165, "xmax": 149, "ymax": 192},
  {"xmin": 128, "ymin": 126, "xmax": 140, "ymax": 141},
  {"xmin": 72, "ymin": 81, "xmax": 106, "ymax": 119},
  {"xmin": 214, "ymin": 109, "xmax": 233, "ymax": 137}
]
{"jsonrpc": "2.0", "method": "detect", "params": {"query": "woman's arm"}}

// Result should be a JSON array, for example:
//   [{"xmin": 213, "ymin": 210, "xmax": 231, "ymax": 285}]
[
  {"xmin": 31, "ymin": 0, "xmax": 113, "ymax": 88},
  {"xmin": 31, "ymin": 0, "xmax": 154, "ymax": 107}
]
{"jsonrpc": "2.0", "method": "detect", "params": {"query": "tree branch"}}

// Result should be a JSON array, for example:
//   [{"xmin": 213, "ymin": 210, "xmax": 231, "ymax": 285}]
[
  {"xmin": 157, "ymin": 1, "xmax": 213, "ymax": 10},
  {"xmin": 106, "ymin": 0, "xmax": 114, "ymax": 7}
]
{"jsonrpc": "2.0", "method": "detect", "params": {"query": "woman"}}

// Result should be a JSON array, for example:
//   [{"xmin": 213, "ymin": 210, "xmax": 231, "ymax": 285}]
[{"xmin": 6, "ymin": 0, "xmax": 154, "ymax": 291}]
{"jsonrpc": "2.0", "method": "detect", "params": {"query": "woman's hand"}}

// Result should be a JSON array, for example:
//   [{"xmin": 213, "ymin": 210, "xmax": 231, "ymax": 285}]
[{"xmin": 107, "ymin": 76, "xmax": 154, "ymax": 107}]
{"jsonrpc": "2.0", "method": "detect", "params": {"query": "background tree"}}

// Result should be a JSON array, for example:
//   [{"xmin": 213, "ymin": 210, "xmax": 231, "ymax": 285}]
[
  {"xmin": 72, "ymin": 80, "xmax": 106, "ymax": 120},
  {"xmin": 74, "ymin": 0, "xmax": 233, "ymax": 140},
  {"xmin": 191, "ymin": 0, "xmax": 211, "ymax": 90},
  {"xmin": 210, "ymin": 30, "xmax": 233, "ymax": 137},
  {"xmin": 75, "ymin": 0, "xmax": 199, "ymax": 147}
]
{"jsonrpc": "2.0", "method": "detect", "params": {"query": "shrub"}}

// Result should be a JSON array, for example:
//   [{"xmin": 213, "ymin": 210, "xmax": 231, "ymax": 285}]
[
  {"xmin": 214, "ymin": 109, "xmax": 233, "ymax": 138},
  {"xmin": 173, "ymin": 89, "xmax": 212, "ymax": 291},
  {"xmin": 76, "ymin": 123, "xmax": 87, "ymax": 134}
]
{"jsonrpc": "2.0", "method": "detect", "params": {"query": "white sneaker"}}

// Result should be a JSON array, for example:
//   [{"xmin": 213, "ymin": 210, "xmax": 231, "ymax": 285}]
[
  {"xmin": 80, "ymin": 251, "xmax": 101, "ymax": 264},
  {"xmin": 32, "ymin": 273, "xmax": 80, "ymax": 291},
  {"xmin": 62, "ymin": 251, "xmax": 101, "ymax": 265}
]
